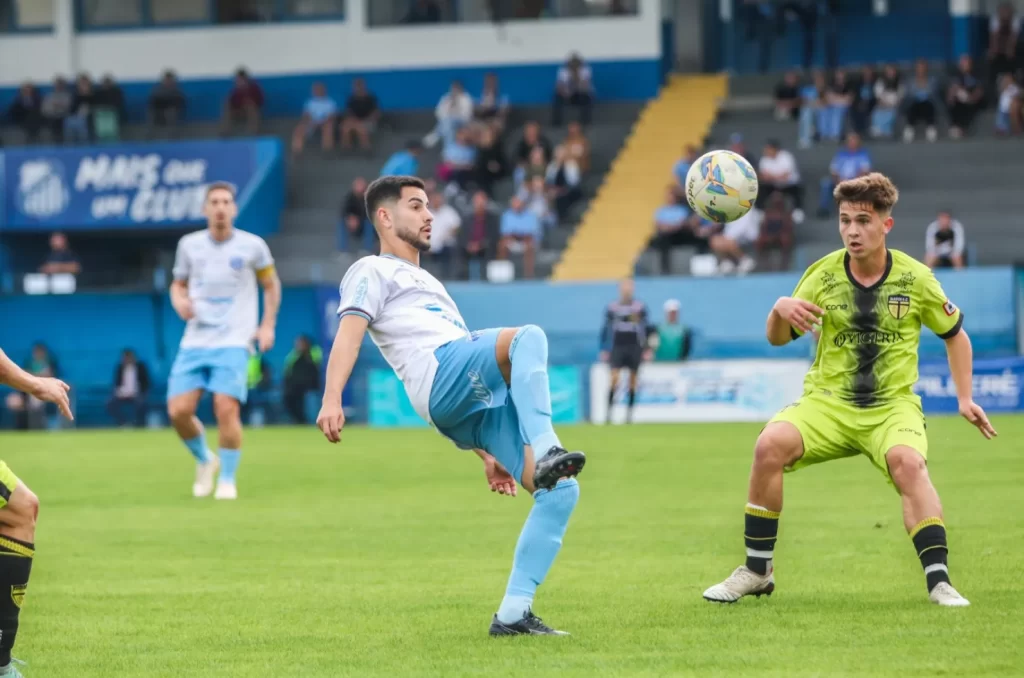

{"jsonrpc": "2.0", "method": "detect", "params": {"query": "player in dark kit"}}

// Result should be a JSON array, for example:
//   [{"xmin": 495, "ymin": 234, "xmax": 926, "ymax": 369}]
[
  {"xmin": 599, "ymin": 278, "xmax": 653, "ymax": 424},
  {"xmin": 0, "ymin": 347, "xmax": 72, "ymax": 677}
]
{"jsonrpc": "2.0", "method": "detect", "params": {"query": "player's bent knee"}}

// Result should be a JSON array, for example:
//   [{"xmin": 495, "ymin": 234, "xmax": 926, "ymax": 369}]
[
  {"xmin": 166, "ymin": 397, "xmax": 193, "ymax": 423},
  {"xmin": 513, "ymin": 324, "xmax": 548, "ymax": 355},
  {"xmin": 753, "ymin": 423, "xmax": 803, "ymax": 470},
  {"xmin": 213, "ymin": 395, "xmax": 241, "ymax": 423},
  {"xmin": 886, "ymin": 447, "xmax": 928, "ymax": 491},
  {"xmin": 0, "ymin": 484, "xmax": 39, "ymax": 534}
]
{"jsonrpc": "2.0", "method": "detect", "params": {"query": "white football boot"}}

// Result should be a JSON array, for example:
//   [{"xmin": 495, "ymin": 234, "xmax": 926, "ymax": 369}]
[
  {"xmin": 192, "ymin": 456, "xmax": 220, "ymax": 498},
  {"xmin": 703, "ymin": 566, "xmax": 775, "ymax": 603},
  {"xmin": 929, "ymin": 582, "xmax": 970, "ymax": 607},
  {"xmin": 214, "ymin": 482, "xmax": 238, "ymax": 501}
]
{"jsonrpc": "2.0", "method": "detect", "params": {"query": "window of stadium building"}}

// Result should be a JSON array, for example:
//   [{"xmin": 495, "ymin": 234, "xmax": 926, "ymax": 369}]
[
  {"xmin": 365, "ymin": 0, "xmax": 636, "ymax": 27},
  {"xmin": 78, "ymin": 0, "xmax": 344, "ymax": 28},
  {"xmin": 0, "ymin": 0, "xmax": 55, "ymax": 31}
]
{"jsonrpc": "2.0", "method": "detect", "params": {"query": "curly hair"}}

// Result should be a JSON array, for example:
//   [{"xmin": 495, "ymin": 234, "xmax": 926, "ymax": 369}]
[{"xmin": 833, "ymin": 172, "xmax": 900, "ymax": 215}]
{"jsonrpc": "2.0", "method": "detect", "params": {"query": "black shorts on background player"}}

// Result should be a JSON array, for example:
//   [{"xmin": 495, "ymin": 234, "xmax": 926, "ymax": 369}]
[{"xmin": 610, "ymin": 345, "xmax": 643, "ymax": 372}]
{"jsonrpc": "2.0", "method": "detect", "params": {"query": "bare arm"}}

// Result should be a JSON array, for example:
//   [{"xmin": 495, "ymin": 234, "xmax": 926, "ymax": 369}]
[
  {"xmin": 0, "ymin": 348, "xmax": 39, "ymax": 393},
  {"xmin": 323, "ymin": 314, "xmax": 369, "ymax": 407},
  {"xmin": 0, "ymin": 348, "xmax": 73, "ymax": 419},
  {"xmin": 766, "ymin": 307, "xmax": 795, "ymax": 347},
  {"xmin": 258, "ymin": 269, "xmax": 281, "ymax": 331},
  {"xmin": 766, "ymin": 297, "xmax": 824, "ymax": 346},
  {"xmin": 169, "ymin": 279, "xmax": 194, "ymax": 320},
  {"xmin": 945, "ymin": 329, "xmax": 997, "ymax": 439}
]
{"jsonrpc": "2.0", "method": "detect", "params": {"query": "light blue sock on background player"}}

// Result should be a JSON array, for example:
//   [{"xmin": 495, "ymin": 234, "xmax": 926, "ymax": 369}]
[
  {"xmin": 496, "ymin": 478, "xmax": 580, "ymax": 623},
  {"xmin": 508, "ymin": 325, "xmax": 562, "ymax": 455},
  {"xmin": 218, "ymin": 448, "xmax": 241, "ymax": 484},
  {"xmin": 182, "ymin": 427, "xmax": 212, "ymax": 464}
]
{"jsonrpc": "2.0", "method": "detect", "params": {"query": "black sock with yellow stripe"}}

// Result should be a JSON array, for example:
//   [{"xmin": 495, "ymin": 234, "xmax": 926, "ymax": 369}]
[
  {"xmin": 911, "ymin": 517, "xmax": 950, "ymax": 592},
  {"xmin": 0, "ymin": 536, "xmax": 33, "ymax": 667},
  {"xmin": 744, "ymin": 503, "xmax": 780, "ymax": 576}
]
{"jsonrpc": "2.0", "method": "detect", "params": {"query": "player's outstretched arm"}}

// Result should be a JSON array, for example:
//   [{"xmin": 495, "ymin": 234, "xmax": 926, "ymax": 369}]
[
  {"xmin": 945, "ymin": 329, "xmax": 998, "ymax": 439},
  {"xmin": 317, "ymin": 315, "xmax": 369, "ymax": 443},
  {"xmin": 0, "ymin": 348, "xmax": 72, "ymax": 420},
  {"xmin": 766, "ymin": 297, "xmax": 823, "ymax": 346}
]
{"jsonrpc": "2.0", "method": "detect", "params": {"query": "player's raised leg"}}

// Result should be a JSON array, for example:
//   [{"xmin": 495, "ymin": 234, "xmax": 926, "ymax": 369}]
[
  {"xmin": 490, "ymin": 444, "xmax": 579, "ymax": 636},
  {"xmin": 0, "ymin": 467, "xmax": 39, "ymax": 678},
  {"xmin": 495, "ymin": 326, "xmax": 585, "ymax": 490},
  {"xmin": 703, "ymin": 421, "xmax": 803, "ymax": 603},
  {"xmin": 166, "ymin": 377, "xmax": 219, "ymax": 498},
  {"xmin": 885, "ymin": 445, "xmax": 968, "ymax": 606}
]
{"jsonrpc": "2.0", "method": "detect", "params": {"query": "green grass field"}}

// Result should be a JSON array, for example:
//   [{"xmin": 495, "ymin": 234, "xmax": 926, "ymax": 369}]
[{"xmin": 4, "ymin": 416, "xmax": 1023, "ymax": 677}]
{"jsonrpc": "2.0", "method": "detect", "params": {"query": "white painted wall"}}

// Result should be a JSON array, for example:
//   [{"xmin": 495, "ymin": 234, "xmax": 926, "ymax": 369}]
[{"xmin": 0, "ymin": 0, "xmax": 659, "ymax": 87}]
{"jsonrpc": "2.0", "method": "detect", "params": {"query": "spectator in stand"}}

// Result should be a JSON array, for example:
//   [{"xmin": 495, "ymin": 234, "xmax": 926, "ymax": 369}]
[
  {"xmin": 520, "ymin": 175, "xmax": 556, "ymax": 231},
  {"xmin": 709, "ymin": 208, "xmax": 758, "ymax": 275},
  {"xmin": 425, "ymin": 80, "xmax": 473, "ymax": 149},
  {"xmin": 727, "ymin": 132, "xmax": 757, "ymax": 168},
  {"xmin": 40, "ymin": 232, "xmax": 81, "ymax": 276},
  {"xmin": 820, "ymin": 68, "xmax": 854, "ymax": 142},
  {"xmin": 649, "ymin": 185, "xmax": 710, "ymax": 274},
  {"xmin": 222, "ymin": 68, "xmax": 264, "ymax": 135},
  {"xmin": 291, "ymin": 82, "xmax": 338, "ymax": 155},
  {"xmin": 65, "ymin": 74, "xmax": 95, "ymax": 143},
  {"xmin": 515, "ymin": 120, "xmax": 552, "ymax": 166},
  {"xmin": 924, "ymin": 210, "xmax": 967, "ymax": 270},
  {"xmin": 870, "ymin": 63, "xmax": 903, "ymax": 139},
  {"xmin": 463, "ymin": 190, "xmax": 498, "ymax": 281},
  {"xmin": 380, "ymin": 140, "xmax": 421, "ymax": 177},
  {"xmin": 404, "ymin": 0, "xmax": 441, "ymax": 23},
  {"xmin": 545, "ymin": 144, "xmax": 582, "ymax": 221},
  {"xmin": 818, "ymin": 132, "xmax": 871, "ymax": 217},
  {"xmin": 282, "ymin": 335, "xmax": 322, "ymax": 424},
  {"xmin": 428, "ymin": 190, "xmax": 462, "ymax": 278},
  {"xmin": 93, "ymin": 74, "xmax": 126, "ymax": 140},
  {"xmin": 147, "ymin": 70, "xmax": 186, "ymax": 138},
  {"xmin": 673, "ymin": 145, "xmax": 700, "ymax": 188},
  {"xmin": 904, "ymin": 59, "xmax": 939, "ymax": 143},
  {"xmin": 106, "ymin": 348, "xmax": 150, "ymax": 428},
  {"xmin": 473, "ymin": 125, "xmax": 508, "ymax": 196},
  {"xmin": 947, "ymin": 54, "xmax": 985, "ymax": 139},
  {"xmin": 757, "ymin": 139, "xmax": 804, "ymax": 223},
  {"xmin": 438, "ymin": 126, "xmax": 477, "ymax": 188},
  {"xmin": 515, "ymin": 145, "xmax": 548, "ymax": 191},
  {"xmin": 996, "ymin": 73, "xmax": 1023, "ymax": 135},
  {"xmin": 849, "ymin": 65, "xmax": 876, "ymax": 136},
  {"xmin": 475, "ymin": 72, "xmax": 509, "ymax": 132},
  {"xmin": 755, "ymin": 191, "xmax": 795, "ymax": 272},
  {"xmin": 338, "ymin": 177, "xmax": 375, "ymax": 253},
  {"xmin": 7, "ymin": 82, "xmax": 42, "ymax": 143},
  {"xmin": 41, "ymin": 76, "xmax": 72, "ymax": 143},
  {"xmin": 340, "ymin": 78, "xmax": 379, "ymax": 152},
  {"xmin": 988, "ymin": 2, "xmax": 1020, "ymax": 86},
  {"xmin": 798, "ymin": 70, "xmax": 826, "ymax": 148},
  {"xmin": 553, "ymin": 52, "xmax": 593, "ymax": 126},
  {"xmin": 562, "ymin": 121, "xmax": 591, "ymax": 173},
  {"xmin": 774, "ymin": 71, "xmax": 802, "ymax": 121},
  {"xmin": 498, "ymin": 196, "xmax": 541, "ymax": 279},
  {"xmin": 650, "ymin": 299, "xmax": 692, "ymax": 363}
]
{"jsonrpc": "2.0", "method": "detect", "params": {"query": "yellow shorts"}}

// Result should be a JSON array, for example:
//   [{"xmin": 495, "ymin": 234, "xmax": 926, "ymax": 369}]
[
  {"xmin": 769, "ymin": 393, "xmax": 928, "ymax": 484},
  {"xmin": 0, "ymin": 461, "xmax": 20, "ymax": 509}
]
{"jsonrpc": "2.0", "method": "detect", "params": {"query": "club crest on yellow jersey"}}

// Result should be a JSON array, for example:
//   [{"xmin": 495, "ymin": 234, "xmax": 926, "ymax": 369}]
[{"xmin": 887, "ymin": 294, "xmax": 911, "ymax": 320}]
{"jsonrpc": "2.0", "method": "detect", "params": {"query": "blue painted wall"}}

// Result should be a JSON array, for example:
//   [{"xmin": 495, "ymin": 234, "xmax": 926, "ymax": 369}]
[{"xmin": 0, "ymin": 59, "xmax": 660, "ymax": 124}]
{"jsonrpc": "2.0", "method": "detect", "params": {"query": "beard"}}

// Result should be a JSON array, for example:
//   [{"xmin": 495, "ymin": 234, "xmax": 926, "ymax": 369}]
[{"xmin": 396, "ymin": 225, "xmax": 431, "ymax": 253}]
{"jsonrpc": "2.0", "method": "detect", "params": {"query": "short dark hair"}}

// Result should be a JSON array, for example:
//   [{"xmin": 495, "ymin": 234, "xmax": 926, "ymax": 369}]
[
  {"xmin": 765, "ymin": 139, "xmax": 780, "ymax": 150},
  {"xmin": 365, "ymin": 175, "xmax": 426, "ymax": 226},
  {"xmin": 205, "ymin": 181, "xmax": 237, "ymax": 200}
]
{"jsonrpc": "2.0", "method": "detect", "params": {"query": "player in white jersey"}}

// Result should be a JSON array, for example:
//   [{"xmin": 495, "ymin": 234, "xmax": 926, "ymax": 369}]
[
  {"xmin": 316, "ymin": 176, "xmax": 586, "ymax": 636},
  {"xmin": 167, "ymin": 182, "xmax": 281, "ymax": 500}
]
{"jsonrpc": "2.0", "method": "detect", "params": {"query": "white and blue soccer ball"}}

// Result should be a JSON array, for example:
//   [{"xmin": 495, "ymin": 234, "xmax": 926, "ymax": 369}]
[{"xmin": 684, "ymin": 150, "xmax": 759, "ymax": 223}]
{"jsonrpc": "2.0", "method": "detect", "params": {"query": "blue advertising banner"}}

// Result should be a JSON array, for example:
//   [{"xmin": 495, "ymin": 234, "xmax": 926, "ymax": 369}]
[
  {"xmin": 914, "ymin": 357, "xmax": 1024, "ymax": 414},
  {"xmin": 1, "ymin": 141, "xmax": 258, "ymax": 231}
]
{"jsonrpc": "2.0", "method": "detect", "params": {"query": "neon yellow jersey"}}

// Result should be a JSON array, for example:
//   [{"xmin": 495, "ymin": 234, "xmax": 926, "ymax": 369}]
[{"xmin": 790, "ymin": 249, "xmax": 963, "ymax": 407}]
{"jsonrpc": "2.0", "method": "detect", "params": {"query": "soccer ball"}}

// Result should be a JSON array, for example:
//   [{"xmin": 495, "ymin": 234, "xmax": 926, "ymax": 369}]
[{"xmin": 684, "ymin": 150, "xmax": 759, "ymax": 223}]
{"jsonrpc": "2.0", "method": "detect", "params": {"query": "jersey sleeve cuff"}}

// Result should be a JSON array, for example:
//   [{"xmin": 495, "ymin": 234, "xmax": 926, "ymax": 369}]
[
  {"xmin": 338, "ymin": 308, "xmax": 372, "ymax": 323},
  {"xmin": 790, "ymin": 327, "xmax": 802, "ymax": 340},
  {"xmin": 936, "ymin": 313, "xmax": 964, "ymax": 340}
]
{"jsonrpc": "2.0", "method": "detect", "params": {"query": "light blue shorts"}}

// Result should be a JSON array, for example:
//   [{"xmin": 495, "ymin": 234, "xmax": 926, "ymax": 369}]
[
  {"xmin": 429, "ymin": 328, "xmax": 528, "ymax": 483},
  {"xmin": 167, "ymin": 347, "xmax": 250, "ymax": 404}
]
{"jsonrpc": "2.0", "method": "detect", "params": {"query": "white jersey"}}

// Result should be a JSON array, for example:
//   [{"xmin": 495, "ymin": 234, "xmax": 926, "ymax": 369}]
[
  {"xmin": 337, "ymin": 254, "xmax": 468, "ymax": 423},
  {"xmin": 172, "ymin": 229, "xmax": 274, "ymax": 350}
]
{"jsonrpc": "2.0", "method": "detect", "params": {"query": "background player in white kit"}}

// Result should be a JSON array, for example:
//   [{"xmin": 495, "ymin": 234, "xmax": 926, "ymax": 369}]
[
  {"xmin": 316, "ymin": 175, "xmax": 586, "ymax": 636},
  {"xmin": 167, "ymin": 182, "xmax": 281, "ymax": 500}
]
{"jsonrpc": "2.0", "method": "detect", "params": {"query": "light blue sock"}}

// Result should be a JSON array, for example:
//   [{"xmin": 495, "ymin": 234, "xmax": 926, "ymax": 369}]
[
  {"xmin": 508, "ymin": 325, "xmax": 562, "ymax": 455},
  {"xmin": 496, "ymin": 478, "xmax": 580, "ymax": 623},
  {"xmin": 182, "ymin": 432, "xmax": 211, "ymax": 464},
  {"xmin": 218, "ymin": 449, "xmax": 241, "ymax": 484}
]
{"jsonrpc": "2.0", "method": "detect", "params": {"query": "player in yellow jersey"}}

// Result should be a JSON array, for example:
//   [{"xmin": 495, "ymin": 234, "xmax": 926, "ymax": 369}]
[
  {"xmin": 0, "ymin": 347, "xmax": 72, "ymax": 677},
  {"xmin": 702, "ymin": 173, "xmax": 996, "ymax": 608}
]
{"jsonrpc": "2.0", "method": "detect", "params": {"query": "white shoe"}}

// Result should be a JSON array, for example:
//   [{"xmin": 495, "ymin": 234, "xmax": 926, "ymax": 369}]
[
  {"xmin": 737, "ymin": 256, "xmax": 757, "ymax": 275},
  {"xmin": 719, "ymin": 259, "xmax": 736, "ymax": 275},
  {"xmin": 929, "ymin": 582, "xmax": 970, "ymax": 607},
  {"xmin": 792, "ymin": 208, "xmax": 805, "ymax": 225},
  {"xmin": 192, "ymin": 456, "xmax": 220, "ymax": 498},
  {"xmin": 903, "ymin": 127, "xmax": 915, "ymax": 143},
  {"xmin": 703, "ymin": 565, "xmax": 775, "ymax": 603},
  {"xmin": 214, "ymin": 482, "xmax": 238, "ymax": 501},
  {"xmin": 926, "ymin": 126, "xmax": 938, "ymax": 142}
]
